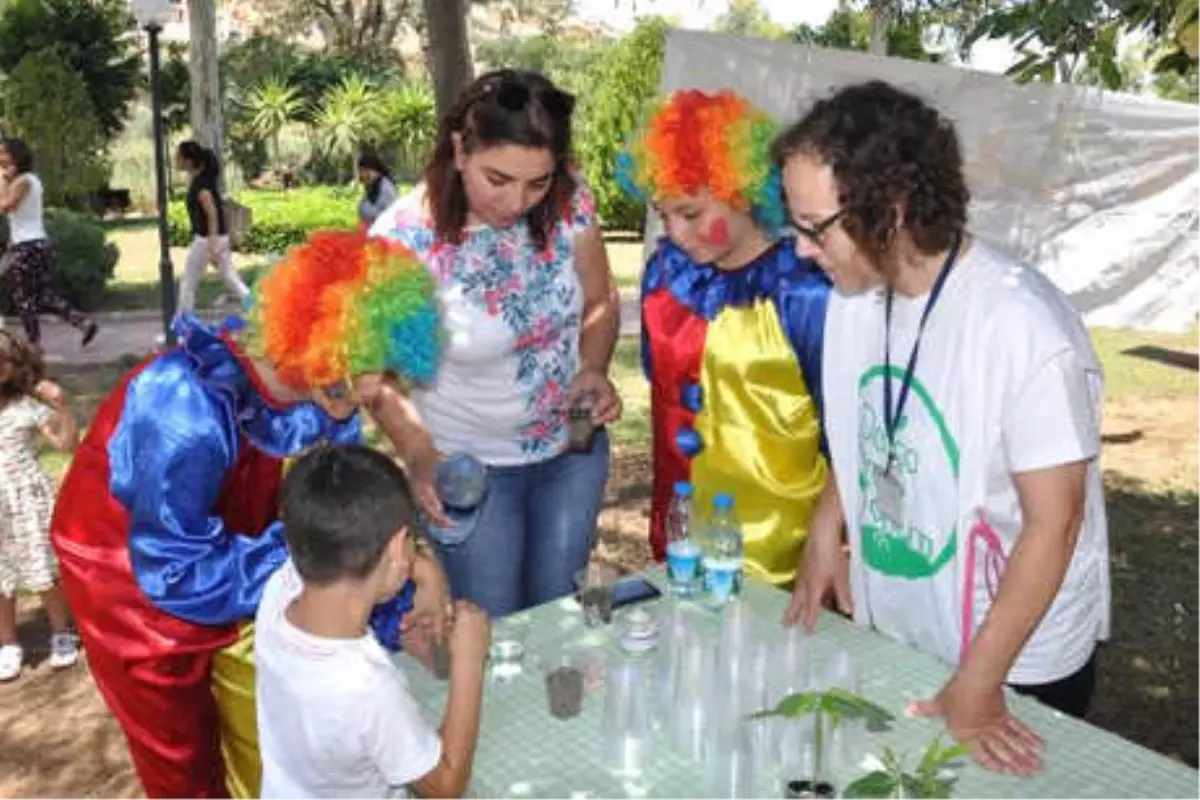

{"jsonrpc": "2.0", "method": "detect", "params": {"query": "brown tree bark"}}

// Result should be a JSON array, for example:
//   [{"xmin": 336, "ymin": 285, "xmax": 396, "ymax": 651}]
[
  {"xmin": 868, "ymin": 0, "xmax": 890, "ymax": 56},
  {"xmin": 188, "ymin": 0, "xmax": 225, "ymax": 188},
  {"xmin": 423, "ymin": 0, "xmax": 475, "ymax": 121}
]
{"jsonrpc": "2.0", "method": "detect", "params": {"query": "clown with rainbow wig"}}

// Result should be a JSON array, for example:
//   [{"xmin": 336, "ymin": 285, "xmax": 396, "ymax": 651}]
[
  {"xmin": 620, "ymin": 89, "xmax": 832, "ymax": 585},
  {"xmin": 50, "ymin": 232, "xmax": 449, "ymax": 799}
]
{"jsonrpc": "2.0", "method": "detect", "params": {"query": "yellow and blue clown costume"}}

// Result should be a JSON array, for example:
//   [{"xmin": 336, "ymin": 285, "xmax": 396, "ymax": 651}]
[
  {"xmin": 620, "ymin": 90, "xmax": 831, "ymax": 585},
  {"xmin": 50, "ymin": 232, "xmax": 442, "ymax": 798}
]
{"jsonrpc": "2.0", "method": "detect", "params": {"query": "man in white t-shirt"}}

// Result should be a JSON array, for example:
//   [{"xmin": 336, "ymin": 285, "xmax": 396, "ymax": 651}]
[
  {"xmin": 774, "ymin": 81, "xmax": 1109, "ymax": 776},
  {"xmin": 256, "ymin": 444, "xmax": 491, "ymax": 798}
]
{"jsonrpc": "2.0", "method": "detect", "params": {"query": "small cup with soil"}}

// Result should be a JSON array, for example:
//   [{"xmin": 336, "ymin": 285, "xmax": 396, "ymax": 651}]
[
  {"xmin": 431, "ymin": 640, "xmax": 452, "ymax": 681},
  {"xmin": 784, "ymin": 779, "xmax": 836, "ymax": 799},
  {"xmin": 541, "ymin": 650, "xmax": 585, "ymax": 720}
]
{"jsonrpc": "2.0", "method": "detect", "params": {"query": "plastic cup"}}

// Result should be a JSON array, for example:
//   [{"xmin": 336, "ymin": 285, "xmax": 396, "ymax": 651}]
[
  {"xmin": 574, "ymin": 563, "xmax": 618, "ymax": 626},
  {"xmin": 542, "ymin": 650, "xmax": 585, "ymax": 720}
]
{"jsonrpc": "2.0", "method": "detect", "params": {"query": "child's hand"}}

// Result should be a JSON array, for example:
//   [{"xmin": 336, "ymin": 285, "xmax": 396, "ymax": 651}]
[
  {"xmin": 403, "ymin": 550, "xmax": 452, "ymax": 642},
  {"xmin": 33, "ymin": 379, "xmax": 67, "ymax": 409},
  {"xmin": 447, "ymin": 600, "xmax": 491, "ymax": 670}
]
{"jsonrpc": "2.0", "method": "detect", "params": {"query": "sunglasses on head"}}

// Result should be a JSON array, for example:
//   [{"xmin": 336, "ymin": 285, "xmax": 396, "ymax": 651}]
[{"xmin": 475, "ymin": 74, "xmax": 575, "ymax": 119}]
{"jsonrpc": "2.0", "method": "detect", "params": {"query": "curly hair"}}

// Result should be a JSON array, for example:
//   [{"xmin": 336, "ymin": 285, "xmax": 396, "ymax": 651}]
[
  {"xmin": 424, "ymin": 69, "xmax": 578, "ymax": 252},
  {"xmin": 772, "ymin": 81, "xmax": 969, "ymax": 260},
  {"xmin": 0, "ymin": 329, "xmax": 46, "ymax": 399},
  {"xmin": 246, "ymin": 231, "xmax": 442, "ymax": 391},
  {"xmin": 618, "ymin": 89, "xmax": 787, "ymax": 234}
]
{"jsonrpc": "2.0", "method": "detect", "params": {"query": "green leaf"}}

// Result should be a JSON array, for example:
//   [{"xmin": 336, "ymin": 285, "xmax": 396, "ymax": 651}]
[
  {"xmin": 748, "ymin": 691, "xmax": 821, "ymax": 720},
  {"xmin": 821, "ymin": 686, "xmax": 896, "ymax": 731},
  {"xmin": 843, "ymin": 771, "xmax": 899, "ymax": 799}
]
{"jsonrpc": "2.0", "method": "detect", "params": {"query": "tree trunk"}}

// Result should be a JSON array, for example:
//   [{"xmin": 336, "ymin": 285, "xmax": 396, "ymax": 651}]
[
  {"xmin": 422, "ymin": 0, "xmax": 474, "ymax": 122},
  {"xmin": 868, "ymin": 0, "xmax": 890, "ymax": 56},
  {"xmin": 188, "ymin": 0, "xmax": 225, "ymax": 190}
]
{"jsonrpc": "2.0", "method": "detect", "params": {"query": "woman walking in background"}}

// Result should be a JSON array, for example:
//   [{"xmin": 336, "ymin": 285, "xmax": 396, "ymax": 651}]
[
  {"xmin": 0, "ymin": 138, "xmax": 97, "ymax": 347},
  {"xmin": 175, "ymin": 140, "xmax": 251, "ymax": 313},
  {"xmin": 357, "ymin": 151, "xmax": 399, "ymax": 230}
]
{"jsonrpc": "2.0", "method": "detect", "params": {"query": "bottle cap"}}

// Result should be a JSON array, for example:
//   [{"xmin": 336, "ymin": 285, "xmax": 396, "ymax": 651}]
[
  {"xmin": 714, "ymin": 492, "xmax": 734, "ymax": 510},
  {"xmin": 673, "ymin": 481, "xmax": 693, "ymax": 497}
]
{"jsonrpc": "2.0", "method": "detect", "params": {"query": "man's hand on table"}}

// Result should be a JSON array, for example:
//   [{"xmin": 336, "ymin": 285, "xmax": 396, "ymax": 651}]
[
  {"xmin": 909, "ymin": 672, "xmax": 1044, "ymax": 776},
  {"xmin": 782, "ymin": 514, "xmax": 852, "ymax": 631}
]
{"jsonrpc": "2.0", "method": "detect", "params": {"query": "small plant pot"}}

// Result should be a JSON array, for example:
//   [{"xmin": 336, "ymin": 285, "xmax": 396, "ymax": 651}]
[{"xmin": 784, "ymin": 779, "xmax": 836, "ymax": 799}]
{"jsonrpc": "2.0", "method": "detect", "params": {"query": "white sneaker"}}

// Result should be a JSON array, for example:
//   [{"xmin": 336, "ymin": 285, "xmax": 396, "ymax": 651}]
[
  {"xmin": 0, "ymin": 644, "xmax": 23, "ymax": 681},
  {"xmin": 48, "ymin": 634, "xmax": 79, "ymax": 669}
]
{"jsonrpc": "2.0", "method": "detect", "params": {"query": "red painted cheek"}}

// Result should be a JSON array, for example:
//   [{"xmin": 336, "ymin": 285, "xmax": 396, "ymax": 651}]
[{"xmin": 704, "ymin": 218, "xmax": 730, "ymax": 247}]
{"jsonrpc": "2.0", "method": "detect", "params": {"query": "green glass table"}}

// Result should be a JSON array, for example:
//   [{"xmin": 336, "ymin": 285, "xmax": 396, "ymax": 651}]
[{"xmin": 398, "ymin": 572, "xmax": 1198, "ymax": 798}]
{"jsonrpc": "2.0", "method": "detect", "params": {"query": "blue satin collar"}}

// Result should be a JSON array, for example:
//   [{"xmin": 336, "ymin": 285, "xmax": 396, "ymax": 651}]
[
  {"xmin": 174, "ymin": 314, "xmax": 361, "ymax": 458},
  {"xmin": 644, "ymin": 237, "xmax": 816, "ymax": 320}
]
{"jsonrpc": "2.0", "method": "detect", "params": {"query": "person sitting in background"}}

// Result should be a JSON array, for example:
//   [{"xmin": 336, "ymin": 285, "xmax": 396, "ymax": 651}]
[
  {"xmin": 777, "ymin": 80, "xmax": 1110, "ymax": 776},
  {"xmin": 357, "ymin": 151, "xmax": 399, "ymax": 230},
  {"xmin": 619, "ymin": 89, "xmax": 832, "ymax": 586},
  {"xmin": 257, "ymin": 444, "xmax": 490, "ymax": 799},
  {"xmin": 369, "ymin": 69, "xmax": 622, "ymax": 618}
]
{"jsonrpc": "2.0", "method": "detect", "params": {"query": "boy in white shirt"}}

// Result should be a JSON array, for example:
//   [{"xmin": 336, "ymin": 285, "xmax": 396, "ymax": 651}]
[{"xmin": 256, "ymin": 444, "xmax": 491, "ymax": 798}]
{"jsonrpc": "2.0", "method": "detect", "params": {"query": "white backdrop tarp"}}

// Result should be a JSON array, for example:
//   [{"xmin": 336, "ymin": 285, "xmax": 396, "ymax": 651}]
[{"xmin": 645, "ymin": 29, "xmax": 1199, "ymax": 332}]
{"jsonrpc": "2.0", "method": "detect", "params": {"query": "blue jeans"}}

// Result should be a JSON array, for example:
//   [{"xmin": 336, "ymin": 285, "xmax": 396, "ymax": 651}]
[{"xmin": 434, "ymin": 431, "xmax": 610, "ymax": 618}]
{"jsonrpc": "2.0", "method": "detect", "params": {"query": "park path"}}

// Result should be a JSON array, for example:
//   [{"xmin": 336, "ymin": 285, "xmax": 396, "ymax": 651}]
[{"xmin": 5, "ymin": 290, "xmax": 644, "ymax": 366}]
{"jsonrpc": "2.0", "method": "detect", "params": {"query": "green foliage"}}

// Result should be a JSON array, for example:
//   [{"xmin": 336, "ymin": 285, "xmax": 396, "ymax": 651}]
[
  {"xmin": 475, "ymin": 32, "xmax": 609, "ymax": 97},
  {"xmin": 715, "ymin": 0, "xmax": 790, "ymax": 40},
  {"xmin": 44, "ymin": 208, "xmax": 120, "ymax": 311},
  {"xmin": 374, "ymin": 83, "xmax": 437, "ymax": 180},
  {"xmin": 1, "ymin": 50, "xmax": 108, "ymax": 208},
  {"xmin": 792, "ymin": 5, "xmax": 941, "ymax": 61},
  {"xmin": 750, "ymin": 686, "xmax": 896, "ymax": 731},
  {"xmin": 316, "ymin": 75, "xmax": 379, "ymax": 178},
  {"xmin": 161, "ymin": 42, "xmax": 192, "ymax": 136},
  {"xmin": 0, "ymin": 0, "xmax": 140, "ymax": 140},
  {"xmin": 967, "ymin": 0, "xmax": 1198, "ymax": 89},
  {"xmin": 168, "ymin": 186, "xmax": 365, "ymax": 254},
  {"xmin": 843, "ymin": 735, "xmax": 970, "ymax": 799},
  {"xmin": 246, "ymin": 77, "xmax": 305, "ymax": 160},
  {"xmin": 577, "ymin": 17, "xmax": 669, "ymax": 230}
]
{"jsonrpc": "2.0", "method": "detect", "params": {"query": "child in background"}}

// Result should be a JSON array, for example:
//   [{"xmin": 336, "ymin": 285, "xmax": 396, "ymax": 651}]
[
  {"xmin": 0, "ymin": 330, "xmax": 80, "ymax": 680},
  {"xmin": 257, "ymin": 444, "xmax": 490, "ymax": 799}
]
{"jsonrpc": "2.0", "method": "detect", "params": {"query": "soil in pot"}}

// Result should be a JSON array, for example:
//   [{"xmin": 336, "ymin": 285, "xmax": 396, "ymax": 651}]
[{"xmin": 782, "ymin": 777, "xmax": 840, "ymax": 796}]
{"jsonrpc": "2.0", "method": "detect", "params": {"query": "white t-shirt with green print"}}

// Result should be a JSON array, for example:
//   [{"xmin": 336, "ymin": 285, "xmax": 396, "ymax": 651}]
[{"xmin": 822, "ymin": 239, "xmax": 1110, "ymax": 686}]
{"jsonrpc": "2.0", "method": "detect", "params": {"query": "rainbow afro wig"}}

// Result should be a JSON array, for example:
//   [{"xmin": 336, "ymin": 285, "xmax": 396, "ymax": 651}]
[
  {"xmin": 246, "ymin": 231, "xmax": 441, "ymax": 391},
  {"xmin": 617, "ymin": 89, "xmax": 787, "ymax": 234}
]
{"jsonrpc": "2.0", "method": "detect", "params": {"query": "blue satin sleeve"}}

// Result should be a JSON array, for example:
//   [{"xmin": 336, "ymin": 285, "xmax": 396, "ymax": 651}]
[
  {"xmin": 773, "ymin": 257, "xmax": 832, "ymax": 455},
  {"xmin": 640, "ymin": 246, "xmax": 666, "ymax": 381},
  {"xmin": 368, "ymin": 581, "xmax": 417, "ymax": 652},
  {"xmin": 110, "ymin": 360, "xmax": 288, "ymax": 627}
]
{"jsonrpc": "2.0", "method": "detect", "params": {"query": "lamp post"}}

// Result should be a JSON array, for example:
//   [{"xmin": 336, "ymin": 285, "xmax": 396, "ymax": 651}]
[{"xmin": 131, "ymin": 0, "xmax": 178, "ymax": 346}]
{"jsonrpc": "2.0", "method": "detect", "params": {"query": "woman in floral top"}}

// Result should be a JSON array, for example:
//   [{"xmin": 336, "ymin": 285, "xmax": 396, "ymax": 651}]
[{"xmin": 371, "ymin": 69, "xmax": 621, "ymax": 617}]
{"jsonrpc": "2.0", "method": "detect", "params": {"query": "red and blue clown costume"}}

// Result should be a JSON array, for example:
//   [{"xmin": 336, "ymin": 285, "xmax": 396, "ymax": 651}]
[{"xmin": 51, "ymin": 315, "xmax": 415, "ymax": 798}]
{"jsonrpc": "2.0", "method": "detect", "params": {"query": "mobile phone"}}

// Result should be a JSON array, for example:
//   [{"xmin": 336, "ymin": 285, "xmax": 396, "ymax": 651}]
[{"xmin": 610, "ymin": 577, "xmax": 662, "ymax": 610}]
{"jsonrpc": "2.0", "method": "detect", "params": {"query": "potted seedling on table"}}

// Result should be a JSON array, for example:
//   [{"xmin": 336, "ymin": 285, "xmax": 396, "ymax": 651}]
[
  {"xmin": 751, "ymin": 687, "xmax": 895, "ymax": 799},
  {"xmin": 842, "ymin": 735, "xmax": 970, "ymax": 799}
]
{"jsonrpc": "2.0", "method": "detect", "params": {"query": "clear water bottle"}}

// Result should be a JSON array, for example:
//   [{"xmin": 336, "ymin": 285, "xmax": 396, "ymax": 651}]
[
  {"xmin": 703, "ymin": 493, "xmax": 743, "ymax": 604},
  {"xmin": 665, "ymin": 481, "xmax": 701, "ymax": 596}
]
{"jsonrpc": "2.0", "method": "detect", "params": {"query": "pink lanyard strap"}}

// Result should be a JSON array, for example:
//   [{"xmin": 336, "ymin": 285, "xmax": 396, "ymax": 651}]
[{"xmin": 960, "ymin": 513, "xmax": 1008, "ymax": 662}]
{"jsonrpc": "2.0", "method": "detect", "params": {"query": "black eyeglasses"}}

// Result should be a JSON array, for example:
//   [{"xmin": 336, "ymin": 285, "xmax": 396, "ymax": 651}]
[{"xmin": 794, "ymin": 209, "xmax": 845, "ymax": 244}]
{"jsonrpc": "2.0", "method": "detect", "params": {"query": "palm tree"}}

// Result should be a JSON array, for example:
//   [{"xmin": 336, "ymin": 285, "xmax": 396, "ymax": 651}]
[
  {"xmin": 316, "ymin": 75, "xmax": 379, "ymax": 181},
  {"xmin": 375, "ymin": 83, "xmax": 436, "ymax": 179},
  {"xmin": 246, "ymin": 77, "xmax": 304, "ymax": 164}
]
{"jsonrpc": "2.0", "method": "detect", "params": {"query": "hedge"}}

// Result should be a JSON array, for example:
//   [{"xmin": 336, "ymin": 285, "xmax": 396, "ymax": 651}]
[{"xmin": 168, "ymin": 185, "xmax": 383, "ymax": 254}]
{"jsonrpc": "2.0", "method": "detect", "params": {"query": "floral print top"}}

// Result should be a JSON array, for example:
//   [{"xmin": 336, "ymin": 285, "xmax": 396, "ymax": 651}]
[{"xmin": 371, "ymin": 180, "xmax": 597, "ymax": 465}]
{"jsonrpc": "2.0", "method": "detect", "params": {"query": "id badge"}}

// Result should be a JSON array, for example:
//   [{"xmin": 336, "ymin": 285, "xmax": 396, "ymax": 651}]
[{"xmin": 873, "ymin": 464, "xmax": 904, "ymax": 526}]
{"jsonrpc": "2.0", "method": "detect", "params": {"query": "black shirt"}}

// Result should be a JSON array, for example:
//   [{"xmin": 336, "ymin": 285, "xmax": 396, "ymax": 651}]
[{"xmin": 186, "ymin": 173, "xmax": 227, "ymax": 237}]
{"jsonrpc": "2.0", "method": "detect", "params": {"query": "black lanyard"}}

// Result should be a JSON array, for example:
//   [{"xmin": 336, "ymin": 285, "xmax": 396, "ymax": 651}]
[{"xmin": 883, "ymin": 233, "xmax": 962, "ymax": 470}]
